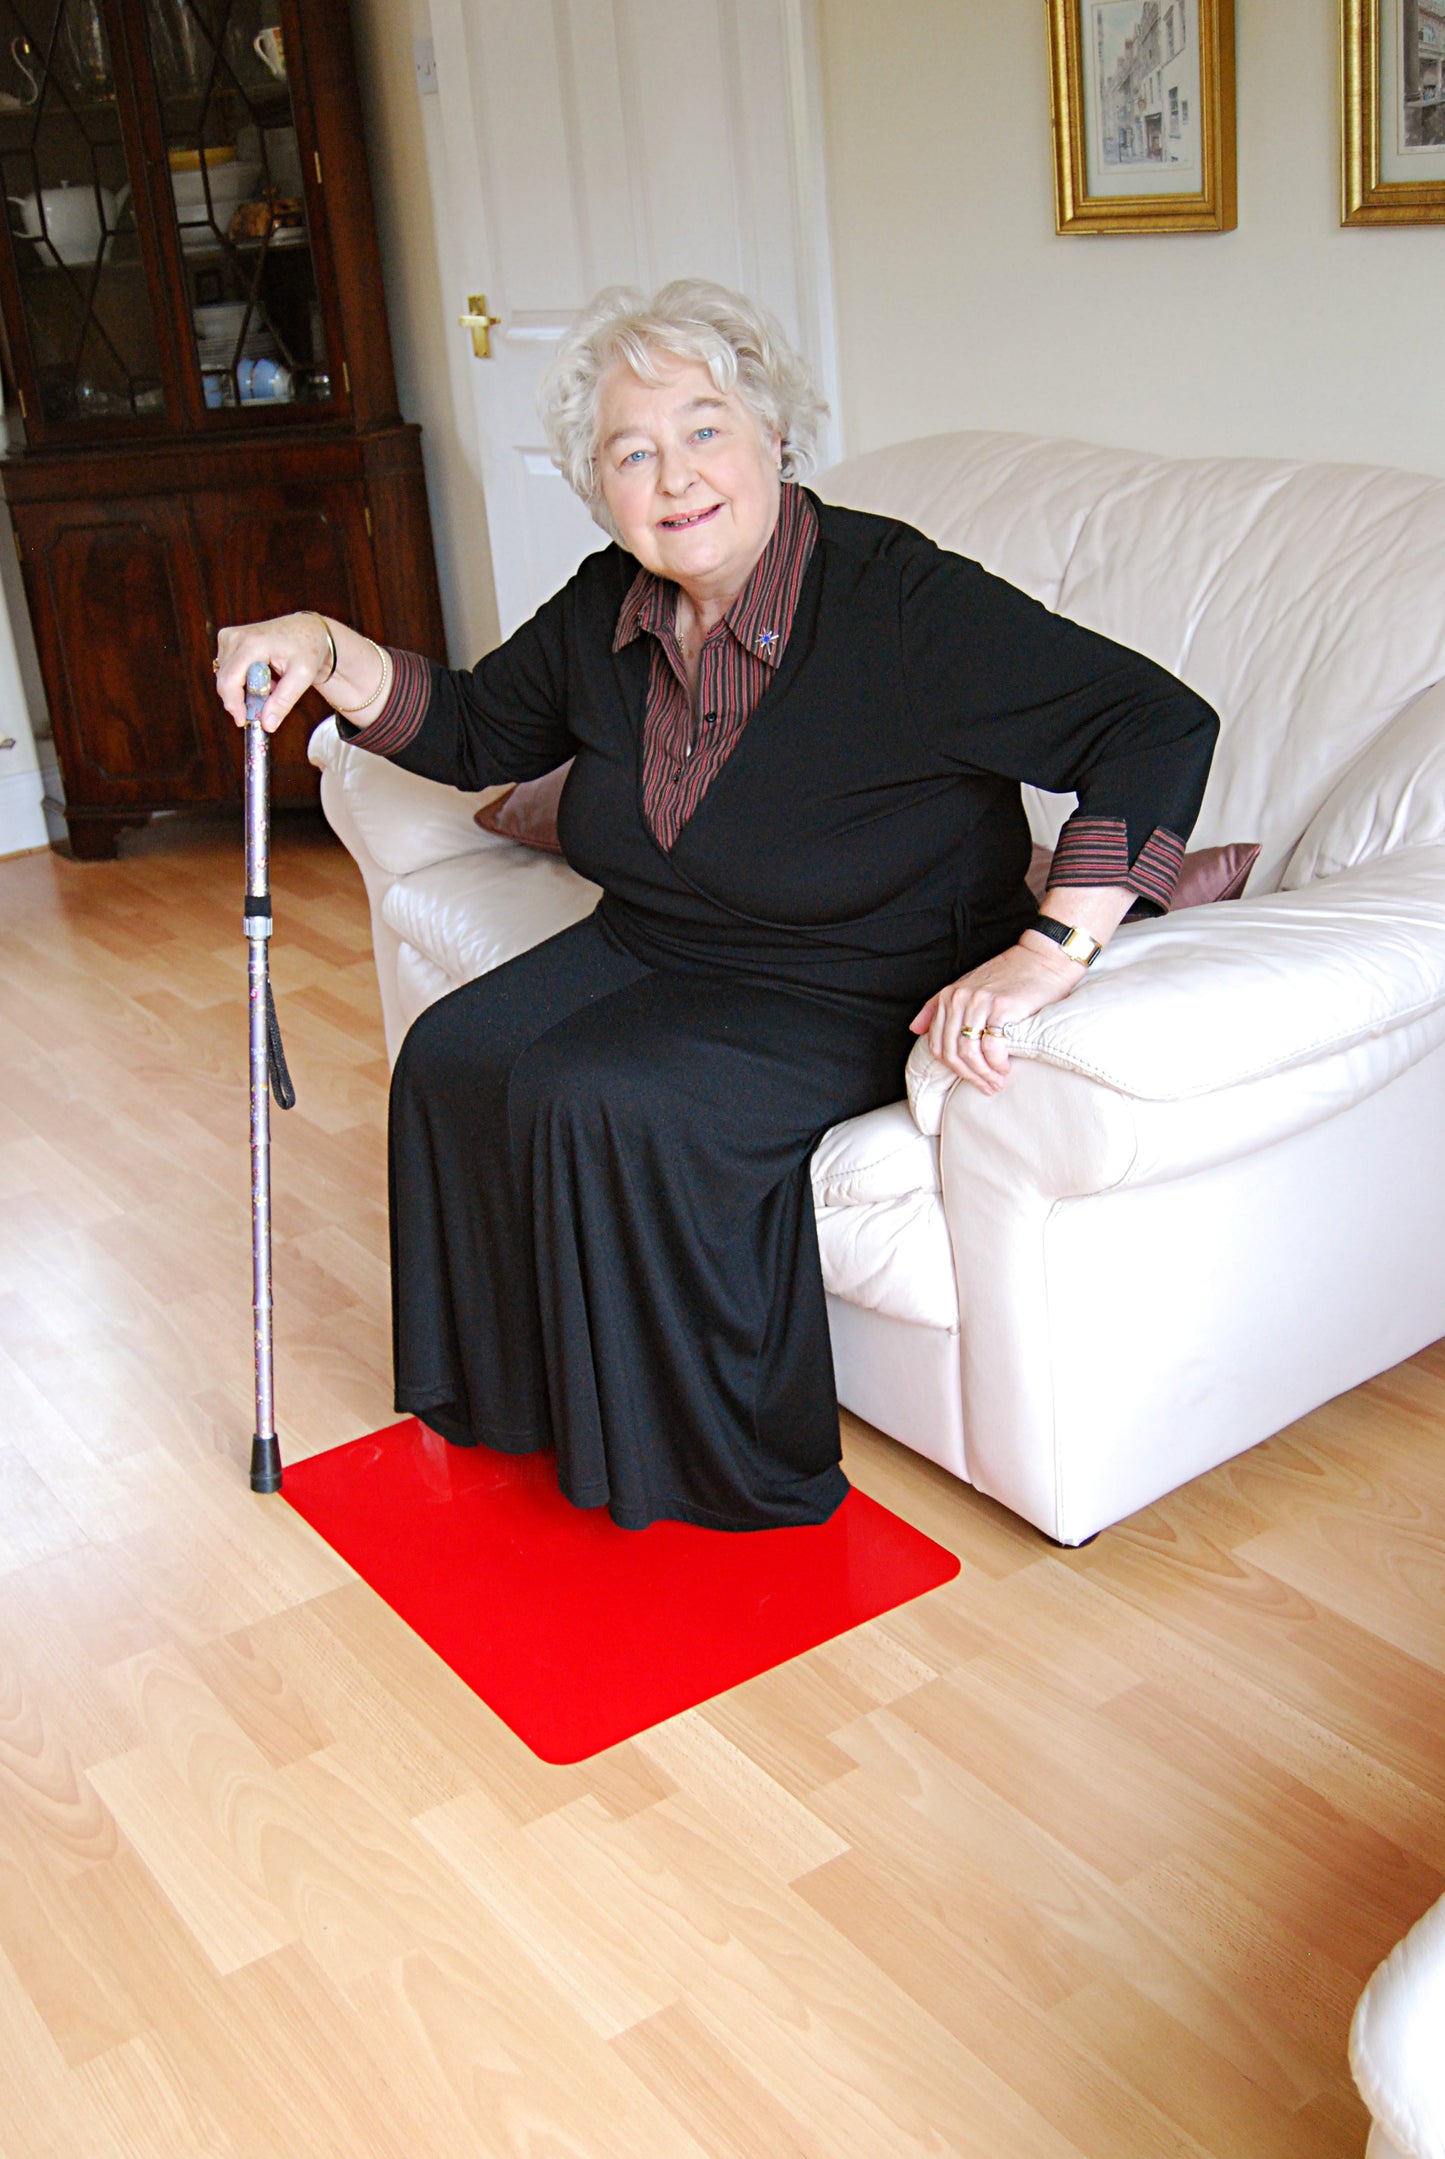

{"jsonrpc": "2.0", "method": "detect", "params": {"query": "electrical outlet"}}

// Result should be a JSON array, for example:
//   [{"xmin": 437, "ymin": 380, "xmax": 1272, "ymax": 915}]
[{"xmin": 413, "ymin": 37, "xmax": 438, "ymax": 97}]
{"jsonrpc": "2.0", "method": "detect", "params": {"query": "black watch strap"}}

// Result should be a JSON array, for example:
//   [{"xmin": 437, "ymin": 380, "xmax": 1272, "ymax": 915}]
[{"xmin": 1027, "ymin": 913, "xmax": 1103, "ymax": 967}]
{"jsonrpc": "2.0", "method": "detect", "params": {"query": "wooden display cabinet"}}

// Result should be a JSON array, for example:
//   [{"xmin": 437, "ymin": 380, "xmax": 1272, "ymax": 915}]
[{"xmin": 0, "ymin": 0, "xmax": 443, "ymax": 857}]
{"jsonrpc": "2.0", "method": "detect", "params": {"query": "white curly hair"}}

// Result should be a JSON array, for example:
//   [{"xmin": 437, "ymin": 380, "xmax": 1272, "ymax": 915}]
[{"xmin": 540, "ymin": 279, "xmax": 827, "ymax": 537}]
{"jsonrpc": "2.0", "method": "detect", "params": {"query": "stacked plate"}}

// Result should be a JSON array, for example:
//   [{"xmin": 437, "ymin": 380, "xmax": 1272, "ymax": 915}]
[
  {"xmin": 195, "ymin": 298, "xmax": 282, "ymax": 406},
  {"xmin": 193, "ymin": 300, "xmax": 278, "ymax": 371}
]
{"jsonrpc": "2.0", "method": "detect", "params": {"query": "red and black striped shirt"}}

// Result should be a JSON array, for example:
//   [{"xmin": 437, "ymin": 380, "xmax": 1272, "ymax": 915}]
[
  {"xmin": 355, "ymin": 482, "xmax": 818, "ymax": 856},
  {"xmin": 350, "ymin": 480, "xmax": 1185, "ymax": 910},
  {"xmin": 1049, "ymin": 815, "xmax": 1184, "ymax": 913},
  {"xmin": 613, "ymin": 478, "xmax": 818, "ymax": 850}
]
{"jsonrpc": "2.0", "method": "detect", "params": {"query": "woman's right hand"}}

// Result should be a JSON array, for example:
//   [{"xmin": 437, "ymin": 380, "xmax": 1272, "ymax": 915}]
[{"xmin": 213, "ymin": 611, "xmax": 335, "ymax": 734}]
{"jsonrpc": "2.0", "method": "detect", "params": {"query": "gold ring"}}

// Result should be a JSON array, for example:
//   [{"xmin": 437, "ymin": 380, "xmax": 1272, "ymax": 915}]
[
  {"xmin": 212, "ymin": 659, "xmax": 220, "ymax": 673},
  {"xmin": 959, "ymin": 1024, "xmax": 984, "ymax": 1041},
  {"xmin": 983, "ymin": 1026, "xmax": 1007, "ymax": 1038}
]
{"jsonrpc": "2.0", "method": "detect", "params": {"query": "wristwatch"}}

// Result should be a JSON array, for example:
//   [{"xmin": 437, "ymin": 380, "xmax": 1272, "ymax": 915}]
[{"xmin": 1026, "ymin": 914, "xmax": 1104, "ymax": 967}]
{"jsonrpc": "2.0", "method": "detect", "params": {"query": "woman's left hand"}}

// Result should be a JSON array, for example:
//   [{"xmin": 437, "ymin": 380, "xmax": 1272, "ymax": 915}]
[{"xmin": 909, "ymin": 942, "xmax": 1086, "ymax": 1097}]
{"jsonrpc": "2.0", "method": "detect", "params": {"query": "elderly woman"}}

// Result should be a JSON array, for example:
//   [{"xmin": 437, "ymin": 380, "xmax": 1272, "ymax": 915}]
[{"xmin": 216, "ymin": 279, "xmax": 1216, "ymax": 1534}]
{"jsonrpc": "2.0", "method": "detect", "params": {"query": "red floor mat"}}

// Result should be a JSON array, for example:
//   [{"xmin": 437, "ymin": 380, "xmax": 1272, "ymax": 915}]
[{"xmin": 282, "ymin": 1417, "xmax": 960, "ymax": 1764}]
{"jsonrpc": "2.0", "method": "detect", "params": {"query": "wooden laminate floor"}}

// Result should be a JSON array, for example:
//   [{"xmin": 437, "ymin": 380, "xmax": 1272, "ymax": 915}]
[{"xmin": 1, "ymin": 811, "xmax": 1440, "ymax": 2158}]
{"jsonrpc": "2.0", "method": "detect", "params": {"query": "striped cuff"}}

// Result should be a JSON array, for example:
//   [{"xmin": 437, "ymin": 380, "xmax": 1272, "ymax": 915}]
[
  {"xmin": 334, "ymin": 648, "xmax": 431, "ymax": 756},
  {"xmin": 1049, "ymin": 815, "xmax": 1187, "ymax": 914}
]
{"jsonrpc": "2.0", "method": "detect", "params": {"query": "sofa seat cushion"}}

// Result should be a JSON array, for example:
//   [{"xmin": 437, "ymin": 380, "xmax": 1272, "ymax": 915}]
[
  {"xmin": 380, "ymin": 849, "xmax": 601, "ymax": 989},
  {"xmin": 812, "ymin": 1101, "xmax": 939, "ymax": 1208},
  {"xmin": 394, "ymin": 941, "xmax": 456, "ymax": 1038},
  {"xmin": 815, "ymin": 1194, "xmax": 958, "ymax": 1332},
  {"xmin": 811, "ymin": 1103, "xmax": 958, "ymax": 1331}
]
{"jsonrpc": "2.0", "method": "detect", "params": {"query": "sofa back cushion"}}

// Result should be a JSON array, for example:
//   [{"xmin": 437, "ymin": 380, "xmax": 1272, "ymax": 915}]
[
  {"xmin": 1284, "ymin": 679, "xmax": 1445, "ymax": 888},
  {"xmin": 819, "ymin": 433, "xmax": 1445, "ymax": 893},
  {"xmin": 815, "ymin": 431, "xmax": 1158, "ymax": 612}
]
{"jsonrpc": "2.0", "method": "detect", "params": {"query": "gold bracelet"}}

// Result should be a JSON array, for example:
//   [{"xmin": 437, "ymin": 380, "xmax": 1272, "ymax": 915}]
[
  {"xmin": 327, "ymin": 637, "xmax": 391, "ymax": 716},
  {"xmin": 309, "ymin": 612, "xmax": 338, "ymax": 683}
]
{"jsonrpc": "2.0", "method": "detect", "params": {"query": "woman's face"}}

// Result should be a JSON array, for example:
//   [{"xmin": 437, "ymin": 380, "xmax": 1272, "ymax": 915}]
[{"xmin": 595, "ymin": 352, "xmax": 783, "ymax": 603}]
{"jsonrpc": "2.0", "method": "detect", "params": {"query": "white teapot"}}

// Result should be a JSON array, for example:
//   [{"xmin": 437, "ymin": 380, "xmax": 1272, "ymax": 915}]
[{"xmin": 8, "ymin": 179, "xmax": 129, "ymax": 265}]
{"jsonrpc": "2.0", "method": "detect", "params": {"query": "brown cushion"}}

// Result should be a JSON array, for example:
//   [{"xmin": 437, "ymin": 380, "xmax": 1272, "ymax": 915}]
[
  {"xmin": 473, "ymin": 760, "xmax": 573, "ymax": 855},
  {"xmin": 1026, "ymin": 839, "xmax": 1260, "ymax": 910}
]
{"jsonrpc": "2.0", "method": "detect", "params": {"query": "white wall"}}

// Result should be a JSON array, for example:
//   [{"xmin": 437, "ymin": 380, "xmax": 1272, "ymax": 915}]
[
  {"xmin": 349, "ymin": 0, "xmax": 500, "ymax": 661},
  {"xmin": 819, "ymin": 0, "xmax": 1445, "ymax": 476},
  {"xmin": 346, "ymin": 0, "xmax": 1445, "ymax": 668}
]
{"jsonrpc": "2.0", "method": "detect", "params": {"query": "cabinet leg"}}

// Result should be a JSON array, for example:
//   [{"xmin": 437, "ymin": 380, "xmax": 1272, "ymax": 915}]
[{"xmin": 61, "ymin": 814, "xmax": 149, "ymax": 862}]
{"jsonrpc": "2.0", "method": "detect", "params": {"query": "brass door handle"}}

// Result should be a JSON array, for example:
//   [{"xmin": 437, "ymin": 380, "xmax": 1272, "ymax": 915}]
[{"xmin": 458, "ymin": 294, "xmax": 502, "ymax": 358}]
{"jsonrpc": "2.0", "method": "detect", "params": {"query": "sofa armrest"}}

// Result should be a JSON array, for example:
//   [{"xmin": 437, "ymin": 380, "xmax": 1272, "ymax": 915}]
[
  {"xmin": 909, "ymin": 845, "xmax": 1445, "ymax": 1179},
  {"xmin": 308, "ymin": 717, "xmax": 508, "ymax": 878},
  {"xmin": 311, "ymin": 717, "xmax": 524, "ymax": 1061},
  {"xmin": 923, "ymin": 855, "xmax": 1445, "ymax": 1544},
  {"xmin": 308, "ymin": 721, "xmax": 410, "ymax": 1059}
]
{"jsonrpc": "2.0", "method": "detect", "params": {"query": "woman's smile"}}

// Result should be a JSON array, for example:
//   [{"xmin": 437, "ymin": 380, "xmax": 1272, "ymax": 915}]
[
  {"xmin": 658, "ymin": 503, "xmax": 723, "ymax": 530},
  {"xmin": 596, "ymin": 353, "xmax": 783, "ymax": 610}
]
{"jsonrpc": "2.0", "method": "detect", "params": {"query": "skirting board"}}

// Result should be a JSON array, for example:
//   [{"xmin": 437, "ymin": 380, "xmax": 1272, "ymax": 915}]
[
  {"xmin": 0, "ymin": 764, "xmax": 46, "ymax": 858},
  {"xmin": 38, "ymin": 755, "xmax": 67, "ymax": 847}
]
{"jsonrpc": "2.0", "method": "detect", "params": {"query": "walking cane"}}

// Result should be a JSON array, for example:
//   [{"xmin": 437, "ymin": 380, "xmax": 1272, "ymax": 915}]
[{"xmin": 244, "ymin": 660, "xmax": 296, "ymax": 1494}]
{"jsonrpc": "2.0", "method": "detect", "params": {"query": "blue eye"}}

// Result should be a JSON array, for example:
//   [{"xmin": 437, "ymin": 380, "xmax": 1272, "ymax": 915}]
[
  {"xmin": 622, "ymin": 448, "xmax": 649, "ymax": 465},
  {"xmin": 694, "ymin": 427, "xmax": 717, "ymax": 442}
]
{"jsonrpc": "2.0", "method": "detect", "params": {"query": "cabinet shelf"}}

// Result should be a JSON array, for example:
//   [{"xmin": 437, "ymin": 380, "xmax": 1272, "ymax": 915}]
[
  {"xmin": 177, "ymin": 231, "xmax": 309, "ymax": 259},
  {"xmin": 156, "ymin": 83, "xmax": 291, "ymax": 114},
  {"xmin": 17, "ymin": 252, "xmax": 146, "ymax": 271}
]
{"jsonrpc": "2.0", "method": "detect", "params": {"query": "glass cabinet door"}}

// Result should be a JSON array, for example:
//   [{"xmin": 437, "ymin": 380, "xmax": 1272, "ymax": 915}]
[
  {"xmin": 0, "ymin": 0, "xmax": 164, "ymax": 426},
  {"xmin": 142, "ymin": 0, "xmax": 331, "ymax": 416}
]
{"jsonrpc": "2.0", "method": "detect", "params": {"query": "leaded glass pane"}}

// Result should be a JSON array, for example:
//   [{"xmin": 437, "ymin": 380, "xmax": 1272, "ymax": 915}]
[
  {"xmin": 0, "ymin": 0, "xmax": 164, "ymax": 425},
  {"xmin": 144, "ymin": 0, "xmax": 330, "ymax": 412}
]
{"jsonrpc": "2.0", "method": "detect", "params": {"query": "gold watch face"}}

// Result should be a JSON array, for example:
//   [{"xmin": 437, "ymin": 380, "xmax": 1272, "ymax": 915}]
[{"xmin": 1035, "ymin": 916, "xmax": 1099, "ymax": 965}]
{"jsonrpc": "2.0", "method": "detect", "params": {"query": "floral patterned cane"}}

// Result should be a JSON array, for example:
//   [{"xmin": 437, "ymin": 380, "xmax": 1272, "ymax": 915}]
[{"xmin": 244, "ymin": 661, "xmax": 294, "ymax": 1494}]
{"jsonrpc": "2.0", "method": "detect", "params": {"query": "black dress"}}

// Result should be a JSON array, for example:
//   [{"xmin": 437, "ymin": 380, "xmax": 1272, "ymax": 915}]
[{"xmin": 376, "ymin": 497, "xmax": 1218, "ymax": 1531}]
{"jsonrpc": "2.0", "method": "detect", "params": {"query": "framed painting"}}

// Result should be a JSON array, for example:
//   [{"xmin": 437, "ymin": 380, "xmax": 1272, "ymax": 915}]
[
  {"xmin": 1047, "ymin": 0, "xmax": 1237, "ymax": 233},
  {"xmin": 1343, "ymin": 0, "xmax": 1445, "ymax": 222}
]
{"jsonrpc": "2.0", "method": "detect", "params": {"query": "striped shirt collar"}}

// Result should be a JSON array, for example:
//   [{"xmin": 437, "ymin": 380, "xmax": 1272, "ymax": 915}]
[{"xmin": 612, "ymin": 481, "xmax": 817, "ymax": 668}]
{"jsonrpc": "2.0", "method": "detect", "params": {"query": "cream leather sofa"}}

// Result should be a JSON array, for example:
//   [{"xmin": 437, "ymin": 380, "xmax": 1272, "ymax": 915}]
[
  {"xmin": 1352, "ymin": 1892, "xmax": 1445, "ymax": 2159},
  {"xmin": 311, "ymin": 431, "xmax": 1445, "ymax": 1545}
]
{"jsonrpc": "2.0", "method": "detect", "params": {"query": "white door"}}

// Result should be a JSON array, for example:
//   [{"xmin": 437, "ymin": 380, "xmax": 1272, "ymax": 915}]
[{"xmin": 428, "ymin": 0, "xmax": 839, "ymax": 638}]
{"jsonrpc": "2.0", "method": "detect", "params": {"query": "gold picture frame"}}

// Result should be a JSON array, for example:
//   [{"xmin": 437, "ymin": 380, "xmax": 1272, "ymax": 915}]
[
  {"xmin": 1047, "ymin": 0, "xmax": 1237, "ymax": 234},
  {"xmin": 1343, "ymin": 0, "xmax": 1445, "ymax": 224}
]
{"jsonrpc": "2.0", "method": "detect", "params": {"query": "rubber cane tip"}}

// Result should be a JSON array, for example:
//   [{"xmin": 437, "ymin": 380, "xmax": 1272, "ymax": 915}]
[{"xmin": 249, "ymin": 1433, "xmax": 283, "ymax": 1494}]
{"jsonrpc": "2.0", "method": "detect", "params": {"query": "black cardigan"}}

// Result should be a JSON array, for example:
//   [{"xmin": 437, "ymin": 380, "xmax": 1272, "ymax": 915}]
[{"xmin": 376, "ymin": 497, "xmax": 1218, "ymax": 1019}]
